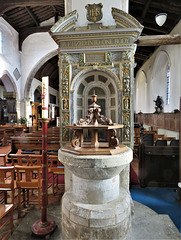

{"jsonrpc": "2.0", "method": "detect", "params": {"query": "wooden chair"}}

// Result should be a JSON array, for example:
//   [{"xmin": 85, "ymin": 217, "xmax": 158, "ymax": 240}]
[
  {"xmin": 0, "ymin": 204, "xmax": 14, "ymax": 240},
  {"xmin": 29, "ymin": 154, "xmax": 42, "ymax": 167},
  {"xmin": 48, "ymin": 155, "xmax": 64, "ymax": 195},
  {"xmin": 10, "ymin": 154, "xmax": 30, "ymax": 166},
  {"xmin": 15, "ymin": 165, "xmax": 41, "ymax": 218},
  {"xmin": 0, "ymin": 154, "xmax": 7, "ymax": 166},
  {"xmin": 0, "ymin": 166, "xmax": 16, "ymax": 204},
  {"xmin": 10, "ymin": 154, "xmax": 30, "ymax": 181}
]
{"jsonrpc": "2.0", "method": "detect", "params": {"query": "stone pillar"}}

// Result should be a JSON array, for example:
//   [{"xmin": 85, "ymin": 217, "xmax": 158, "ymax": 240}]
[
  {"xmin": 59, "ymin": 146, "xmax": 133, "ymax": 239},
  {"xmin": 64, "ymin": 0, "xmax": 73, "ymax": 15}
]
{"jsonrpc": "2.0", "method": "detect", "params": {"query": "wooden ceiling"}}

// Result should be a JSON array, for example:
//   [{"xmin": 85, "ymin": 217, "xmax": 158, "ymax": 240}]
[{"xmin": 0, "ymin": 0, "xmax": 181, "ymax": 89}]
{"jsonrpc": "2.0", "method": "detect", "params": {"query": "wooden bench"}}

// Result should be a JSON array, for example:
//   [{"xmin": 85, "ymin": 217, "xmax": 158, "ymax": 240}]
[
  {"xmin": 0, "ymin": 129, "xmax": 8, "ymax": 146},
  {"xmin": 8, "ymin": 136, "xmax": 60, "ymax": 160},
  {"xmin": 0, "ymin": 126, "xmax": 24, "ymax": 144},
  {"xmin": 24, "ymin": 127, "xmax": 60, "ymax": 137},
  {"xmin": 25, "ymin": 132, "xmax": 60, "ymax": 137}
]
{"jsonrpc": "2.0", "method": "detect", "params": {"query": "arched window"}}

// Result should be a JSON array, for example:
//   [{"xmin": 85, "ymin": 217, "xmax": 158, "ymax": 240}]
[
  {"xmin": 0, "ymin": 31, "xmax": 3, "ymax": 54},
  {"xmin": 34, "ymin": 89, "xmax": 41, "ymax": 102},
  {"xmin": 166, "ymin": 65, "xmax": 170, "ymax": 105}
]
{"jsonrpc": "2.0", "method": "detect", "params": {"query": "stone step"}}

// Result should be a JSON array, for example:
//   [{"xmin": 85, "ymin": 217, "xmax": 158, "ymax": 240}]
[{"xmin": 126, "ymin": 201, "xmax": 181, "ymax": 240}]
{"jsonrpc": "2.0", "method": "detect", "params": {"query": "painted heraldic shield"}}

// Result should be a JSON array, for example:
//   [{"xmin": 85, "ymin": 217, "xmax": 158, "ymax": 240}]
[{"xmin": 85, "ymin": 3, "xmax": 103, "ymax": 23}]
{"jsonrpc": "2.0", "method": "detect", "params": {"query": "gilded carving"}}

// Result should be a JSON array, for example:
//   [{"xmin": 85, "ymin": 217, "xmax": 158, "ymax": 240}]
[
  {"xmin": 122, "ymin": 96, "xmax": 130, "ymax": 110},
  {"xmin": 62, "ymin": 98, "xmax": 69, "ymax": 110},
  {"xmin": 122, "ymin": 114, "xmax": 131, "ymax": 142},
  {"xmin": 122, "ymin": 51, "xmax": 132, "ymax": 61},
  {"xmin": 59, "ymin": 54, "xmax": 70, "ymax": 143},
  {"xmin": 122, "ymin": 62, "xmax": 131, "ymax": 96},
  {"xmin": 62, "ymin": 65, "xmax": 69, "ymax": 98},
  {"xmin": 62, "ymin": 112, "xmax": 69, "ymax": 123},
  {"xmin": 122, "ymin": 51, "xmax": 132, "ymax": 143},
  {"xmin": 62, "ymin": 126, "xmax": 70, "ymax": 142}
]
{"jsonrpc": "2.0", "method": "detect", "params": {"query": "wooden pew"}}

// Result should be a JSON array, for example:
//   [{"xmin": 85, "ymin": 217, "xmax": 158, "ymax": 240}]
[
  {"xmin": 24, "ymin": 127, "xmax": 60, "ymax": 137},
  {"xmin": 0, "ymin": 125, "xmax": 24, "ymax": 142},
  {"xmin": 8, "ymin": 136, "xmax": 60, "ymax": 160},
  {"xmin": 139, "ymin": 144, "xmax": 179, "ymax": 187},
  {"xmin": 0, "ymin": 129, "xmax": 8, "ymax": 145},
  {"xmin": 25, "ymin": 131, "xmax": 60, "ymax": 137}
]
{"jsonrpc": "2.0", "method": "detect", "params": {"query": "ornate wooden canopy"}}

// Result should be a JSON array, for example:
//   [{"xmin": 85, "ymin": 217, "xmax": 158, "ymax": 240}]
[{"xmin": 62, "ymin": 92, "xmax": 126, "ymax": 155}]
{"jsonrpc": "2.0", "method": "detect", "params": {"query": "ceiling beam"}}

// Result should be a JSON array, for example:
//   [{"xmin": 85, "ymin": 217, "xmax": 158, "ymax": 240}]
[
  {"xmin": 141, "ymin": 0, "xmax": 152, "ymax": 20},
  {"xmin": 0, "ymin": 0, "xmax": 64, "ymax": 14},
  {"xmin": 2, "ymin": 14, "xmax": 19, "ymax": 31},
  {"xmin": 137, "ymin": 34, "xmax": 181, "ymax": 46},
  {"xmin": 130, "ymin": 0, "xmax": 181, "ymax": 15},
  {"xmin": 25, "ymin": 6, "xmax": 39, "ymax": 26}
]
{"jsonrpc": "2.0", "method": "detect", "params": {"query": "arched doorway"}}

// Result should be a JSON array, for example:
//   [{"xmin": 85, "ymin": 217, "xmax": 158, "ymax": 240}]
[
  {"xmin": 73, "ymin": 71, "xmax": 118, "ymax": 124},
  {"xmin": 0, "ymin": 72, "xmax": 19, "ymax": 124},
  {"xmin": 30, "ymin": 87, "xmax": 42, "ymax": 130},
  {"xmin": 73, "ymin": 71, "xmax": 118, "ymax": 141}
]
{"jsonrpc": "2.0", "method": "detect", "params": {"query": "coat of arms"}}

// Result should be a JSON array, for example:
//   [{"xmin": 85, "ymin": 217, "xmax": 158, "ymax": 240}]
[{"xmin": 85, "ymin": 3, "xmax": 103, "ymax": 23}]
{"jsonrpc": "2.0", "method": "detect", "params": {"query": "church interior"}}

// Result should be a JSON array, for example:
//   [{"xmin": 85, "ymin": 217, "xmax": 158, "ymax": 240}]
[{"xmin": 0, "ymin": 0, "xmax": 180, "ymax": 239}]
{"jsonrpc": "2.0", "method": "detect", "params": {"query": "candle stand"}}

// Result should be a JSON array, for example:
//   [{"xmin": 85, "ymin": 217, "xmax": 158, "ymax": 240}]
[
  {"xmin": 32, "ymin": 118, "xmax": 56, "ymax": 236},
  {"xmin": 32, "ymin": 77, "xmax": 56, "ymax": 236}
]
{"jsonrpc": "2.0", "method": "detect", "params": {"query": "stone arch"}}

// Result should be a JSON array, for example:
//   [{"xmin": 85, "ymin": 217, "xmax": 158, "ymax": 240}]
[
  {"xmin": 1, "ymin": 70, "xmax": 19, "ymax": 101},
  {"xmin": 0, "ymin": 22, "xmax": 12, "ymax": 36},
  {"xmin": 70, "ymin": 66, "xmax": 121, "ymax": 91},
  {"xmin": 24, "ymin": 50, "xmax": 58, "ymax": 100}
]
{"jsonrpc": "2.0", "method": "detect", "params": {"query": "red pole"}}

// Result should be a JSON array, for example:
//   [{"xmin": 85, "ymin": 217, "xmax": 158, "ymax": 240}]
[
  {"xmin": 32, "ymin": 76, "xmax": 56, "ymax": 236},
  {"xmin": 41, "ymin": 120, "xmax": 48, "ymax": 223}
]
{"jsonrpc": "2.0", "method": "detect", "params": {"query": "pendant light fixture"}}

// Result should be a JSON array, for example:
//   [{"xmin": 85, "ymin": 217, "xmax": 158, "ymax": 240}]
[{"xmin": 155, "ymin": 13, "xmax": 167, "ymax": 26}]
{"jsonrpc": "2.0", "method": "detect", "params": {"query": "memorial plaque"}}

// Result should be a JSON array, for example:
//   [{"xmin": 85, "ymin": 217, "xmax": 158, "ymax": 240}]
[{"xmin": 84, "ymin": 53, "xmax": 106, "ymax": 63}]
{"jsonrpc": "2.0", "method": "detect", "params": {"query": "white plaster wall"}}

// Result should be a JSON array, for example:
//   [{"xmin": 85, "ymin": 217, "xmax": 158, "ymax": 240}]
[
  {"xmin": 70, "ymin": 0, "xmax": 128, "ymax": 27},
  {"xmin": 135, "ymin": 20, "xmax": 181, "ymax": 113},
  {"xmin": 21, "ymin": 32, "xmax": 58, "ymax": 100},
  {"xmin": 0, "ymin": 17, "xmax": 21, "ymax": 99},
  {"xmin": 135, "ymin": 70, "xmax": 148, "ymax": 113}
]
